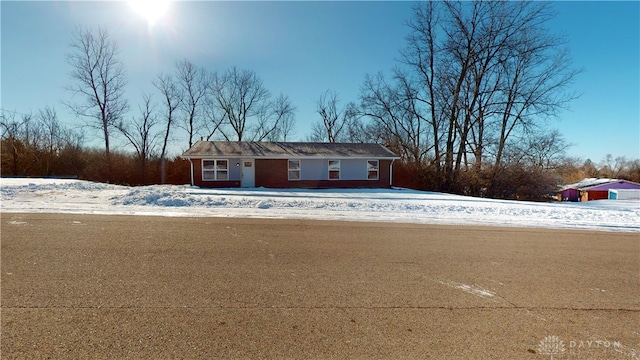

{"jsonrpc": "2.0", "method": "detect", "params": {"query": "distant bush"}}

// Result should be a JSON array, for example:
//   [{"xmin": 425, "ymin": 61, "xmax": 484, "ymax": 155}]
[
  {"xmin": 1, "ymin": 140, "xmax": 189, "ymax": 186},
  {"xmin": 393, "ymin": 160, "xmax": 562, "ymax": 202}
]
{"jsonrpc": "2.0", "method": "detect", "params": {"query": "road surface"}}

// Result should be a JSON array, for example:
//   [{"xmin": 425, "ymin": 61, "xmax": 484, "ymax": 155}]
[{"xmin": 1, "ymin": 213, "xmax": 638, "ymax": 359}]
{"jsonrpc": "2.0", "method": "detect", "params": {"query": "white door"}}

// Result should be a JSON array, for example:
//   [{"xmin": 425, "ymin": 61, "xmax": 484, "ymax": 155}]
[{"xmin": 241, "ymin": 159, "xmax": 255, "ymax": 187}]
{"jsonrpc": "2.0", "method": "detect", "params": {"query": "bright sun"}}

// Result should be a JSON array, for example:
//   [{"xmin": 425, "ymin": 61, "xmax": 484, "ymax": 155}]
[{"xmin": 129, "ymin": 0, "xmax": 170, "ymax": 25}]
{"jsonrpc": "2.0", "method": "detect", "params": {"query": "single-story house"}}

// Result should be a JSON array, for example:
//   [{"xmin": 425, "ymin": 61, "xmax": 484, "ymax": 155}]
[
  {"xmin": 181, "ymin": 141, "xmax": 400, "ymax": 188},
  {"xmin": 557, "ymin": 178, "xmax": 640, "ymax": 202}
]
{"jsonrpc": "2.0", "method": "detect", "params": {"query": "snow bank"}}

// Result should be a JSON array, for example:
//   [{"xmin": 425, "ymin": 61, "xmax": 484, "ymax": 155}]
[{"xmin": 1, "ymin": 178, "xmax": 638, "ymax": 232}]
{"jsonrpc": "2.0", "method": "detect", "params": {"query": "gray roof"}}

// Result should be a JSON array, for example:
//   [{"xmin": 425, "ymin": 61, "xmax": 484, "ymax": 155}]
[{"xmin": 181, "ymin": 141, "xmax": 399, "ymax": 159}]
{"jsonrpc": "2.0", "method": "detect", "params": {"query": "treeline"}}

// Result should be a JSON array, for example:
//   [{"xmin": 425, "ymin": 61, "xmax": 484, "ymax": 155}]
[
  {"xmin": 352, "ymin": 1, "xmax": 579, "ymax": 199},
  {"xmin": 304, "ymin": 2, "xmax": 639, "ymax": 200},
  {"xmin": 63, "ymin": 27, "xmax": 296, "ymax": 185},
  {"xmin": 0, "ymin": 109, "xmax": 189, "ymax": 185},
  {"xmin": 2, "ymin": 107, "xmax": 637, "ymax": 194},
  {"xmin": 392, "ymin": 153, "xmax": 640, "ymax": 201},
  {"xmin": 2, "ymin": 1, "xmax": 638, "ymax": 200},
  {"xmin": 4, "ymin": 25, "xmax": 297, "ymax": 185}
]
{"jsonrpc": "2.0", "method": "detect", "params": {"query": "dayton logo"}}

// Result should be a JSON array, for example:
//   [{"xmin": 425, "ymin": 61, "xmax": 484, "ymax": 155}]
[{"xmin": 538, "ymin": 335, "xmax": 566, "ymax": 358}]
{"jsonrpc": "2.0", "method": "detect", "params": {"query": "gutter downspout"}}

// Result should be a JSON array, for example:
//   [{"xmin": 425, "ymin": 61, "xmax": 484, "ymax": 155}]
[
  {"xmin": 188, "ymin": 158, "xmax": 194, "ymax": 187},
  {"xmin": 390, "ymin": 159, "xmax": 396, "ymax": 187}
]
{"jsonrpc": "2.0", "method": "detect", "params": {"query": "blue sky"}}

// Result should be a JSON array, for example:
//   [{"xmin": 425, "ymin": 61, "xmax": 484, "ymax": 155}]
[{"xmin": 2, "ymin": 1, "xmax": 638, "ymax": 162}]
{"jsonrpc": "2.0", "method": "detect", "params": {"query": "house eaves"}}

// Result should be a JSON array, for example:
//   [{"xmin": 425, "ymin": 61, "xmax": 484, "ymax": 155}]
[{"xmin": 181, "ymin": 141, "xmax": 400, "ymax": 160}]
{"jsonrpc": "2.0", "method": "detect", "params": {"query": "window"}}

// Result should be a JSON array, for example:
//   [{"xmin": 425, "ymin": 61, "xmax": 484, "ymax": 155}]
[
  {"xmin": 288, "ymin": 160, "xmax": 300, "ymax": 180},
  {"xmin": 202, "ymin": 159, "xmax": 228, "ymax": 181},
  {"xmin": 328, "ymin": 160, "xmax": 340, "ymax": 180},
  {"xmin": 367, "ymin": 160, "xmax": 379, "ymax": 180}
]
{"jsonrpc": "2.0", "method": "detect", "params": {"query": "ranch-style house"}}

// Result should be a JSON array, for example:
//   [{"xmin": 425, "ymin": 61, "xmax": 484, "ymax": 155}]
[{"xmin": 181, "ymin": 141, "xmax": 400, "ymax": 189}]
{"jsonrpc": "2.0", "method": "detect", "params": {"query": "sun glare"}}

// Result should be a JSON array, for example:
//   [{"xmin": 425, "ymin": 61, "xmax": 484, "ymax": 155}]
[{"xmin": 129, "ymin": 0, "xmax": 170, "ymax": 25}]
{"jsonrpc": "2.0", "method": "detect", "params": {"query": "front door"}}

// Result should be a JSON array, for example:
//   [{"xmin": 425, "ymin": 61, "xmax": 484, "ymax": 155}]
[{"xmin": 241, "ymin": 159, "xmax": 255, "ymax": 187}]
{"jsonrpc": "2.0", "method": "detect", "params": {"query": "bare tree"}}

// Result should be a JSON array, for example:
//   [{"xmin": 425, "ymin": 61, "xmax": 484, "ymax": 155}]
[
  {"xmin": 307, "ymin": 122, "xmax": 327, "ymax": 142},
  {"xmin": 212, "ymin": 67, "xmax": 284, "ymax": 141},
  {"xmin": 175, "ymin": 59, "xmax": 207, "ymax": 148},
  {"xmin": 343, "ymin": 112, "xmax": 377, "ymax": 144},
  {"xmin": 276, "ymin": 99, "xmax": 296, "ymax": 141},
  {"xmin": 1, "ymin": 111, "xmax": 33, "ymax": 175},
  {"xmin": 401, "ymin": 0, "xmax": 443, "ymax": 166},
  {"xmin": 202, "ymin": 72, "xmax": 226, "ymax": 141},
  {"xmin": 360, "ymin": 1, "xmax": 579, "ymax": 193},
  {"xmin": 65, "ymin": 26, "xmax": 128, "ymax": 167},
  {"xmin": 36, "ymin": 107, "xmax": 66, "ymax": 175},
  {"xmin": 360, "ymin": 72, "xmax": 427, "ymax": 162},
  {"xmin": 116, "ymin": 94, "xmax": 159, "ymax": 183},
  {"xmin": 600, "ymin": 154, "xmax": 627, "ymax": 178},
  {"xmin": 258, "ymin": 94, "xmax": 296, "ymax": 141},
  {"xmin": 1, "ymin": 108, "xmax": 83, "ymax": 177},
  {"xmin": 153, "ymin": 72, "xmax": 182, "ymax": 183},
  {"xmin": 314, "ymin": 90, "xmax": 347, "ymax": 143},
  {"xmin": 529, "ymin": 129, "xmax": 572, "ymax": 170}
]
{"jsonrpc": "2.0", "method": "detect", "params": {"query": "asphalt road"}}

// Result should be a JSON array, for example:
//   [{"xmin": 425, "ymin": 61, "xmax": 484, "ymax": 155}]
[{"xmin": 1, "ymin": 213, "xmax": 638, "ymax": 359}]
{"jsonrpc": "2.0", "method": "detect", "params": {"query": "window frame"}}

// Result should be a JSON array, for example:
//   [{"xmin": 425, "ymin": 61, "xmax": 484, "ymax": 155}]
[
  {"xmin": 367, "ymin": 160, "xmax": 379, "ymax": 180},
  {"xmin": 201, "ymin": 159, "xmax": 229, "ymax": 181},
  {"xmin": 328, "ymin": 160, "xmax": 340, "ymax": 180},
  {"xmin": 288, "ymin": 159, "xmax": 301, "ymax": 181}
]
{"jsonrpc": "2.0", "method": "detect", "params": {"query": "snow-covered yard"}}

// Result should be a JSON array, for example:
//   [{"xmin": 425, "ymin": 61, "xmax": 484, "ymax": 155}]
[{"xmin": 1, "ymin": 178, "xmax": 638, "ymax": 232}]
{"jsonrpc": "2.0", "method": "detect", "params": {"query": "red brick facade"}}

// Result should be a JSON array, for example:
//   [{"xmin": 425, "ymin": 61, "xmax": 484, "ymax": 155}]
[{"xmin": 189, "ymin": 158, "xmax": 394, "ymax": 188}]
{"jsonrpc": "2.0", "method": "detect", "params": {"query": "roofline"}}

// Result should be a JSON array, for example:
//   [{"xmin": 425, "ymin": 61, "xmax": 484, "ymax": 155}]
[
  {"xmin": 181, "ymin": 155, "xmax": 401, "ymax": 160},
  {"xmin": 579, "ymin": 180, "xmax": 640, "ymax": 190},
  {"xmin": 560, "ymin": 179, "xmax": 640, "ymax": 191}
]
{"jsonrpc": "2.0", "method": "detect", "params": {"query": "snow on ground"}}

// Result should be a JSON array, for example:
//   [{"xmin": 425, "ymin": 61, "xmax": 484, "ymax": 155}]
[{"xmin": 1, "ymin": 178, "xmax": 639, "ymax": 232}]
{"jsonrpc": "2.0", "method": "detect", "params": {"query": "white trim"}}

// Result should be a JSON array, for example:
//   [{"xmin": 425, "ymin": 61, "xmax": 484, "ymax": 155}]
[
  {"xmin": 241, "ymin": 159, "xmax": 255, "ymax": 187},
  {"xmin": 328, "ymin": 160, "xmax": 340, "ymax": 180},
  {"xmin": 288, "ymin": 159, "xmax": 301, "ymax": 181},
  {"xmin": 201, "ymin": 159, "xmax": 229, "ymax": 181},
  {"xmin": 367, "ymin": 159, "xmax": 379, "ymax": 180},
  {"xmin": 188, "ymin": 158, "xmax": 194, "ymax": 186},
  {"xmin": 183, "ymin": 155, "xmax": 399, "ymax": 160},
  {"xmin": 390, "ymin": 159, "xmax": 395, "ymax": 186}
]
